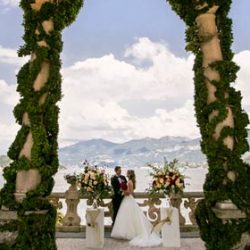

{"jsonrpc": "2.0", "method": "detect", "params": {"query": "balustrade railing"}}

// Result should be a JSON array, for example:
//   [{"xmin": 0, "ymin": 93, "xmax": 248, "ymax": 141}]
[{"xmin": 49, "ymin": 187, "xmax": 204, "ymax": 233}]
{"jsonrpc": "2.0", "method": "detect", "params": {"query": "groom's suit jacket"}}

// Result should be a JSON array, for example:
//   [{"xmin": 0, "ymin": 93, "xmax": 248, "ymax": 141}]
[{"xmin": 111, "ymin": 175, "xmax": 127, "ymax": 197}]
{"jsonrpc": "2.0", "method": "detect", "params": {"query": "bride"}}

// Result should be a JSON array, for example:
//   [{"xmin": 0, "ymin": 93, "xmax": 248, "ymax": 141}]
[{"xmin": 111, "ymin": 169, "xmax": 161, "ymax": 247}]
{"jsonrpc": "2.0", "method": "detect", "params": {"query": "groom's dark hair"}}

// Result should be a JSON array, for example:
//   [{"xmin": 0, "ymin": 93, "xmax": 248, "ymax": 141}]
[{"xmin": 114, "ymin": 166, "xmax": 121, "ymax": 172}]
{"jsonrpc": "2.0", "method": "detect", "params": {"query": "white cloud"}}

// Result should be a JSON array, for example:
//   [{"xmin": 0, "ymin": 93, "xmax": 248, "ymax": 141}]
[
  {"xmin": 234, "ymin": 50, "xmax": 250, "ymax": 113},
  {"xmin": 59, "ymin": 38, "xmax": 197, "ymax": 143},
  {"xmin": 0, "ymin": 80, "xmax": 20, "ymax": 154},
  {"xmin": 0, "ymin": 46, "xmax": 28, "ymax": 66},
  {"xmin": 0, "ymin": 38, "xmax": 249, "ymax": 153},
  {"xmin": 59, "ymin": 38, "xmax": 250, "ymax": 144},
  {"xmin": 0, "ymin": 0, "xmax": 19, "ymax": 7},
  {"xmin": 62, "ymin": 38, "xmax": 194, "ymax": 103},
  {"xmin": 0, "ymin": 80, "xmax": 19, "ymax": 105},
  {"xmin": 0, "ymin": 123, "xmax": 19, "ymax": 143}
]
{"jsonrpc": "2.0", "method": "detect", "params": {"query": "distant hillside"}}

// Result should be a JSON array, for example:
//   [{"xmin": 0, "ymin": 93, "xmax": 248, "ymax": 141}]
[
  {"xmin": 59, "ymin": 136, "xmax": 206, "ymax": 167},
  {"xmin": 59, "ymin": 132, "xmax": 250, "ymax": 167}
]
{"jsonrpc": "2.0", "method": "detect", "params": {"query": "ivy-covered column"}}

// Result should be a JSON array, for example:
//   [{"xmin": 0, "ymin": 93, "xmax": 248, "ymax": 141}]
[
  {"xmin": 167, "ymin": 1, "xmax": 250, "ymax": 249},
  {"xmin": 196, "ymin": 5, "xmax": 235, "ymax": 152},
  {"xmin": 0, "ymin": 0, "xmax": 83, "ymax": 249}
]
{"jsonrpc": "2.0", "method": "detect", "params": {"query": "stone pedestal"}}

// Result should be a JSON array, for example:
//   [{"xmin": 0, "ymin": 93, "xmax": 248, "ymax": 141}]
[
  {"xmin": 62, "ymin": 184, "xmax": 81, "ymax": 232},
  {"xmin": 0, "ymin": 209, "xmax": 18, "ymax": 246},
  {"xmin": 213, "ymin": 201, "xmax": 249, "ymax": 250},
  {"xmin": 161, "ymin": 207, "xmax": 181, "ymax": 248},
  {"xmin": 170, "ymin": 194, "xmax": 186, "ymax": 226},
  {"xmin": 86, "ymin": 208, "xmax": 104, "ymax": 248}
]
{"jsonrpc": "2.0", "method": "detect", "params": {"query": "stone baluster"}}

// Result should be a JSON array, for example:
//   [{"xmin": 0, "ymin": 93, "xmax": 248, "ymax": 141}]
[
  {"xmin": 137, "ymin": 196, "xmax": 162, "ymax": 223},
  {"xmin": 48, "ymin": 191, "xmax": 205, "ymax": 233},
  {"xmin": 184, "ymin": 197, "xmax": 201, "ymax": 225},
  {"xmin": 62, "ymin": 184, "xmax": 81, "ymax": 232}
]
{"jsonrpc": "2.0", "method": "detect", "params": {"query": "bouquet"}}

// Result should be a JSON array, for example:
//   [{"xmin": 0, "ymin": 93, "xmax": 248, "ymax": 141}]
[
  {"xmin": 120, "ymin": 181, "xmax": 128, "ymax": 191},
  {"xmin": 148, "ymin": 159, "xmax": 185, "ymax": 197},
  {"xmin": 79, "ymin": 161, "xmax": 112, "ymax": 203}
]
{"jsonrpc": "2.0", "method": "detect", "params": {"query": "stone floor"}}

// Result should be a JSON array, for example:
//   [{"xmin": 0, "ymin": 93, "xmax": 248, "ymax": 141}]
[{"xmin": 56, "ymin": 238, "xmax": 205, "ymax": 250}]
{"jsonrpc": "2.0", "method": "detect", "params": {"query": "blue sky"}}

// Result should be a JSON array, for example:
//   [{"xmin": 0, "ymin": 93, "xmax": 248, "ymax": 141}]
[
  {"xmin": 0, "ymin": 0, "xmax": 250, "ymax": 153},
  {"xmin": 1, "ymin": 1, "xmax": 249, "ymax": 63}
]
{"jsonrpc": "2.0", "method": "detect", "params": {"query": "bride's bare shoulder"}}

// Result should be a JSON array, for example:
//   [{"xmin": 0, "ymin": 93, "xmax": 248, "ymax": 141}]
[
  {"xmin": 128, "ymin": 180, "xmax": 134, "ymax": 190},
  {"xmin": 128, "ymin": 179, "xmax": 133, "ymax": 185}
]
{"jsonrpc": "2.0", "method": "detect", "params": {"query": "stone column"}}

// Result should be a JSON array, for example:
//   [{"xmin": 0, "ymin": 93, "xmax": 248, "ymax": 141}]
[
  {"xmin": 1, "ymin": 0, "xmax": 83, "ymax": 248},
  {"xmin": 195, "ymin": 6, "xmax": 249, "ymax": 249},
  {"xmin": 196, "ymin": 6, "xmax": 234, "ymax": 154},
  {"xmin": 196, "ymin": 4, "xmax": 237, "ymax": 186},
  {"xmin": 14, "ymin": 0, "xmax": 54, "ymax": 203}
]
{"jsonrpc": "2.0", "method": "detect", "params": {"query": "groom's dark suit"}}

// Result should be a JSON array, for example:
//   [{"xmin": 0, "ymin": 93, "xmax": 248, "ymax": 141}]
[{"xmin": 111, "ymin": 174, "xmax": 127, "ymax": 225}]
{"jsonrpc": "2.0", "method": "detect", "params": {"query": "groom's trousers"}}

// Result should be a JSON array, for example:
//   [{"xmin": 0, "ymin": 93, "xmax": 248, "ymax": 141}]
[{"xmin": 112, "ymin": 194, "xmax": 123, "ymax": 225}]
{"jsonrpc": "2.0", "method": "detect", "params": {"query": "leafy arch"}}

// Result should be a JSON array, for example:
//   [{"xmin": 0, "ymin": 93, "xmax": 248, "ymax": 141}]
[{"xmin": 0, "ymin": 1, "xmax": 249, "ymax": 249}]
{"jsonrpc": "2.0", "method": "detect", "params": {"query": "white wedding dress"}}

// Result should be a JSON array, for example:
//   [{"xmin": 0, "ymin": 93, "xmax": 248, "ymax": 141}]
[{"xmin": 111, "ymin": 194, "xmax": 162, "ymax": 247}]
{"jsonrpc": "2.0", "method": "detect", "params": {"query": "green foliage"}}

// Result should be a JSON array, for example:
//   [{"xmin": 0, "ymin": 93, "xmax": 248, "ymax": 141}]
[
  {"xmin": 0, "ymin": 0, "xmax": 83, "ymax": 249},
  {"xmin": 167, "ymin": 0, "xmax": 250, "ymax": 249}
]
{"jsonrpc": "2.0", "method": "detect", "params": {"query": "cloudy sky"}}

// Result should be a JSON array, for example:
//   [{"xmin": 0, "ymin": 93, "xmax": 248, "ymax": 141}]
[{"xmin": 0, "ymin": 0, "xmax": 250, "ymax": 153}]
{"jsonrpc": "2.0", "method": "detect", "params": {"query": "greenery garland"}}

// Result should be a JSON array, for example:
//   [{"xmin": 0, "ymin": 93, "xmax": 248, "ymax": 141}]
[
  {"xmin": 0, "ymin": 0, "xmax": 83, "ymax": 249},
  {"xmin": 166, "ymin": 0, "xmax": 250, "ymax": 249}
]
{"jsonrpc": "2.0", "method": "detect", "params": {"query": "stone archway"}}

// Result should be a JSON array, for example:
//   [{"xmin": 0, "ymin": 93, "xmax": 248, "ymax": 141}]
[{"xmin": 0, "ymin": 0, "xmax": 249, "ymax": 249}]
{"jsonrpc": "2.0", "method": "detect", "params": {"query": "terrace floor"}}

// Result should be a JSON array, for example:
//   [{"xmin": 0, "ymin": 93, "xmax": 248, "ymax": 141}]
[{"xmin": 56, "ymin": 238, "xmax": 205, "ymax": 250}]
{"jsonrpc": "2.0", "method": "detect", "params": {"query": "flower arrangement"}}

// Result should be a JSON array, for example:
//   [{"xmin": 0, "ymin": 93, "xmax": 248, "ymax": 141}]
[
  {"xmin": 149, "ymin": 159, "xmax": 185, "ymax": 197},
  {"xmin": 79, "ymin": 161, "xmax": 112, "ymax": 204}
]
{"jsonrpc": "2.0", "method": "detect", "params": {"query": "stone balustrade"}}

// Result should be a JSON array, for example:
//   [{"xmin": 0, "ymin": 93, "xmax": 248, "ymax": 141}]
[{"xmin": 48, "ymin": 187, "xmax": 204, "ymax": 233}]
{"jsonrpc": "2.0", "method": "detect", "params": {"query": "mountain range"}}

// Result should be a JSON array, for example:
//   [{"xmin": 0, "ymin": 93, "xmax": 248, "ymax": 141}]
[
  {"xmin": 59, "ymin": 132, "xmax": 250, "ymax": 167},
  {"xmin": 1, "ymin": 134, "xmax": 249, "ymax": 169},
  {"xmin": 59, "ymin": 136, "xmax": 205, "ymax": 167}
]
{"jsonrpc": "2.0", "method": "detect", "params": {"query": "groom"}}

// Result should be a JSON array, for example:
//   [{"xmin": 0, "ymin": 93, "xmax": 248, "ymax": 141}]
[{"xmin": 111, "ymin": 166, "xmax": 127, "ymax": 226}]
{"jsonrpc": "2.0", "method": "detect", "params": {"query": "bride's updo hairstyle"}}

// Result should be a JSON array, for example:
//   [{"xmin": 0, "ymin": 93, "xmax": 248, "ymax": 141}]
[{"xmin": 127, "ymin": 169, "xmax": 136, "ymax": 190}]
